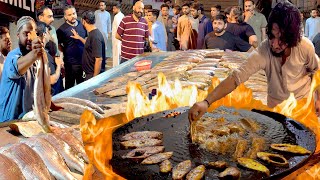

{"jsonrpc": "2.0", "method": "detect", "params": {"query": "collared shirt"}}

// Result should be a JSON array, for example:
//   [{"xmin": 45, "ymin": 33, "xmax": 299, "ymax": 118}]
[
  {"xmin": 94, "ymin": 10, "xmax": 112, "ymax": 37},
  {"xmin": 197, "ymin": 15, "xmax": 213, "ymax": 49},
  {"xmin": 305, "ymin": 17, "xmax": 320, "ymax": 41},
  {"xmin": 246, "ymin": 11, "xmax": 267, "ymax": 43},
  {"xmin": 232, "ymin": 37, "xmax": 319, "ymax": 107},
  {"xmin": 0, "ymin": 48, "xmax": 36, "ymax": 122},
  {"xmin": 150, "ymin": 21, "xmax": 167, "ymax": 51},
  {"xmin": 0, "ymin": 52, "xmax": 5, "ymax": 82},
  {"xmin": 117, "ymin": 14, "xmax": 149, "ymax": 61},
  {"xmin": 226, "ymin": 22, "xmax": 256, "ymax": 43}
]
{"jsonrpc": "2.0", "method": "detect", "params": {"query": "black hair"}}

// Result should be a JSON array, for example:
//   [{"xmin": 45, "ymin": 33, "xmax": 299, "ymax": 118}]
[
  {"xmin": 149, "ymin": 9, "xmax": 160, "ymax": 19},
  {"xmin": 164, "ymin": 0, "xmax": 171, "ymax": 3},
  {"xmin": 190, "ymin": 3, "xmax": 204, "ymax": 14},
  {"xmin": 213, "ymin": 14, "xmax": 227, "ymax": 24},
  {"xmin": 182, "ymin": 3, "xmax": 190, "ymax": 8},
  {"xmin": 64, "ymin": 5, "xmax": 75, "ymax": 14},
  {"xmin": 145, "ymin": 5, "xmax": 153, "ymax": 10},
  {"xmin": 212, "ymin": 4, "xmax": 221, "ymax": 11},
  {"xmin": 224, "ymin": 6, "xmax": 232, "ymax": 16},
  {"xmin": 37, "ymin": 5, "xmax": 50, "ymax": 18},
  {"xmin": 174, "ymin": 5, "xmax": 181, "ymax": 12},
  {"xmin": 267, "ymin": 1, "xmax": 301, "ymax": 47},
  {"xmin": 36, "ymin": 21, "xmax": 48, "ymax": 37},
  {"xmin": 245, "ymin": 0, "xmax": 255, "ymax": 5},
  {"xmin": 99, "ymin": 0, "xmax": 106, "ymax": 5},
  {"xmin": 82, "ymin": 11, "xmax": 95, "ymax": 24},
  {"xmin": 113, "ymin": 2, "xmax": 121, "ymax": 9},
  {"xmin": 160, "ymin": 3, "xmax": 170, "ymax": 10},
  {"xmin": 0, "ymin": 26, "xmax": 9, "ymax": 38}
]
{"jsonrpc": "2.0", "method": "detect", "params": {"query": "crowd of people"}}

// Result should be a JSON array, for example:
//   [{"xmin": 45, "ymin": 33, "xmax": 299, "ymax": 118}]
[{"xmin": 0, "ymin": 0, "xmax": 320, "ymax": 121}]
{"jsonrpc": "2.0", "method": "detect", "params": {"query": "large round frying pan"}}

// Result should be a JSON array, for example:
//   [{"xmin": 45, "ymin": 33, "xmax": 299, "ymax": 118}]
[{"xmin": 111, "ymin": 106, "xmax": 316, "ymax": 179}]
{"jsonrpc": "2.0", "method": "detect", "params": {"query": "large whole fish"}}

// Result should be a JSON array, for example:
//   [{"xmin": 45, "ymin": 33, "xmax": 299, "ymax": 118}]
[
  {"xmin": 56, "ymin": 102, "xmax": 103, "ymax": 119},
  {"xmin": 21, "ymin": 137, "xmax": 79, "ymax": 180},
  {"xmin": 32, "ymin": 32, "xmax": 52, "ymax": 133},
  {"xmin": 0, "ymin": 143, "xmax": 53, "ymax": 180},
  {"xmin": 38, "ymin": 133, "xmax": 85, "ymax": 174},
  {"xmin": 0, "ymin": 154, "xmax": 25, "ymax": 180}
]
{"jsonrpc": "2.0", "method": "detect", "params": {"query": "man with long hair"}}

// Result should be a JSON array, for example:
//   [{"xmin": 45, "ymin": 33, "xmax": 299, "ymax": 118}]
[{"xmin": 189, "ymin": 2, "xmax": 320, "ymax": 120}]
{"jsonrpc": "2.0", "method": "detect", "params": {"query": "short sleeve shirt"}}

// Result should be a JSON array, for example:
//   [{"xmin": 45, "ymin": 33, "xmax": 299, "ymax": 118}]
[
  {"xmin": 247, "ymin": 11, "xmax": 267, "ymax": 43},
  {"xmin": 226, "ymin": 22, "xmax": 256, "ymax": 43}
]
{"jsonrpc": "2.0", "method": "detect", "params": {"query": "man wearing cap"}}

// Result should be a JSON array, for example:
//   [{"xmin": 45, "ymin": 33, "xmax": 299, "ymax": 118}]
[{"xmin": 0, "ymin": 16, "xmax": 44, "ymax": 121}]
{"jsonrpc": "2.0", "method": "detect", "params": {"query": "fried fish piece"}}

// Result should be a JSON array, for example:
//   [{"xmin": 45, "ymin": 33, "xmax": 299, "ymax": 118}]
[
  {"xmin": 186, "ymin": 165, "xmax": 206, "ymax": 180},
  {"xmin": 121, "ymin": 131, "xmax": 163, "ymax": 141},
  {"xmin": 257, "ymin": 152, "xmax": 289, "ymax": 167},
  {"xmin": 159, "ymin": 160, "xmax": 172, "ymax": 173},
  {"xmin": 121, "ymin": 138, "xmax": 162, "ymax": 149},
  {"xmin": 218, "ymin": 167, "xmax": 241, "ymax": 180},
  {"xmin": 122, "ymin": 146, "xmax": 165, "ymax": 160},
  {"xmin": 239, "ymin": 118, "xmax": 260, "ymax": 132},
  {"xmin": 141, "ymin": 152, "xmax": 173, "ymax": 164},
  {"xmin": 172, "ymin": 160, "xmax": 192, "ymax": 180},
  {"xmin": 245, "ymin": 137, "xmax": 266, "ymax": 159},
  {"xmin": 270, "ymin": 144, "xmax": 311, "ymax": 155},
  {"xmin": 237, "ymin": 157, "xmax": 270, "ymax": 176},
  {"xmin": 207, "ymin": 161, "xmax": 228, "ymax": 170},
  {"xmin": 233, "ymin": 139, "xmax": 248, "ymax": 160}
]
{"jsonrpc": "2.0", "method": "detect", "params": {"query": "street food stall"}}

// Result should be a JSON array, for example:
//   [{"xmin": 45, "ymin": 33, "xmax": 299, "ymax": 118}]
[{"xmin": 0, "ymin": 50, "xmax": 319, "ymax": 179}]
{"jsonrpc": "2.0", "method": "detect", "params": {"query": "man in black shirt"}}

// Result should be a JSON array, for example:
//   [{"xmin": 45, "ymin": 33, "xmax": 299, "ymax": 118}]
[
  {"xmin": 57, "ymin": 5, "xmax": 87, "ymax": 89},
  {"xmin": 204, "ymin": 14, "xmax": 253, "ymax": 52},
  {"xmin": 80, "ymin": 11, "xmax": 105, "ymax": 80}
]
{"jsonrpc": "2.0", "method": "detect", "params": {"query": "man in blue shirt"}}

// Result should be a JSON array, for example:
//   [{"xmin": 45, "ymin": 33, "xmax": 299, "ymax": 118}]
[
  {"xmin": 190, "ymin": 3, "xmax": 213, "ymax": 49},
  {"xmin": 0, "ymin": 16, "xmax": 44, "ymax": 122},
  {"xmin": 147, "ymin": 9, "xmax": 167, "ymax": 51}
]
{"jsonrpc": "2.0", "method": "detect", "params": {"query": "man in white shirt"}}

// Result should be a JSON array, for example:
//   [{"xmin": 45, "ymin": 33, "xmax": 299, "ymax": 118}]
[
  {"xmin": 305, "ymin": 9, "xmax": 320, "ymax": 41},
  {"xmin": 95, "ymin": 0, "xmax": 111, "ymax": 71},
  {"xmin": 112, "ymin": 2, "xmax": 124, "ymax": 67},
  {"xmin": 0, "ymin": 26, "xmax": 12, "ymax": 82}
]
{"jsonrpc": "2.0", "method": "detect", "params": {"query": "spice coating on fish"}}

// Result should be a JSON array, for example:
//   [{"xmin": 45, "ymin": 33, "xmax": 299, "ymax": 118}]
[
  {"xmin": 120, "ymin": 138, "xmax": 163, "ymax": 149},
  {"xmin": 53, "ymin": 97, "xmax": 104, "ymax": 114},
  {"xmin": 172, "ymin": 160, "xmax": 192, "ymax": 180},
  {"xmin": 122, "ymin": 146, "xmax": 165, "ymax": 160},
  {"xmin": 21, "ymin": 137, "xmax": 78, "ymax": 180},
  {"xmin": 0, "ymin": 154, "xmax": 25, "ymax": 180},
  {"xmin": 159, "ymin": 160, "xmax": 172, "ymax": 173},
  {"xmin": 0, "ymin": 143, "xmax": 52, "ymax": 180},
  {"xmin": 121, "ymin": 131, "xmax": 163, "ymax": 141},
  {"xmin": 271, "ymin": 144, "xmax": 311, "ymax": 155},
  {"xmin": 257, "ymin": 152, "xmax": 289, "ymax": 167},
  {"xmin": 186, "ymin": 165, "xmax": 206, "ymax": 180},
  {"xmin": 38, "ymin": 133, "xmax": 85, "ymax": 174},
  {"xmin": 237, "ymin": 157, "xmax": 270, "ymax": 176},
  {"xmin": 141, "ymin": 152, "xmax": 173, "ymax": 165},
  {"xmin": 218, "ymin": 167, "xmax": 241, "ymax": 180}
]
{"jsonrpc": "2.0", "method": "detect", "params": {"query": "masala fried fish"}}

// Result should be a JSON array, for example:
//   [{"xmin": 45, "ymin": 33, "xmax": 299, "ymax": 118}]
[
  {"xmin": 270, "ymin": 144, "xmax": 311, "ymax": 155},
  {"xmin": 237, "ymin": 157, "xmax": 270, "ymax": 176},
  {"xmin": 186, "ymin": 165, "xmax": 206, "ymax": 180},
  {"xmin": 121, "ymin": 138, "xmax": 163, "ymax": 149},
  {"xmin": 172, "ymin": 160, "xmax": 192, "ymax": 180},
  {"xmin": 257, "ymin": 152, "xmax": 289, "ymax": 167},
  {"xmin": 121, "ymin": 131, "xmax": 163, "ymax": 141},
  {"xmin": 159, "ymin": 160, "xmax": 172, "ymax": 173},
  {"xmin": 122, "ymin": 146, "xmax": 165, "ymax": 160},
  {"xmin": 141, "ymin": 152, "xmax": 173, "ymax": 165}
]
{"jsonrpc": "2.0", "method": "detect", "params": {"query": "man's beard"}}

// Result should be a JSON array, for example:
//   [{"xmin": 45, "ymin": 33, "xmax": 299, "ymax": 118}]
[
  {"xmin": 214, "ymin": 28, "xmax": 224, "ymax": 34},
  {"xmin": 193, "ymin": 14, "xmax": 199, "ymax": 19},
  {"xmin": 270, "ymin": 48, "xmax": 285, "ymax": 57},
  {"xmin": 1, "ymin": 48, "xmax": 10, "ymax": 56},
  {"xmin": 19, "ymin": 42, "xmax": 30, "ymax": 56},
  {"xmin": 133, "ymin": 10, "xmax": 142, "ymax": 18}
]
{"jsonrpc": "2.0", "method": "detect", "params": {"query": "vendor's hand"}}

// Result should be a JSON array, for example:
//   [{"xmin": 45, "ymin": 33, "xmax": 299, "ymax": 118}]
[
  {"xmin": 70, "ymin": 29, "xmax": 81, "ymax": 40},
  {"xmin": 55, "ymin": 56, "xmax": 64, "ymax": 67},
  {"xmin": 31, "ymin": 38, "xmax": 44, "ymax": 58},
  {"xmin": 188, "ymin": 101, "xmax": 209, "ymax": 122},
  {"xmin": 315, "ymin": 99, "xmax": 320, "ymax": 116}
]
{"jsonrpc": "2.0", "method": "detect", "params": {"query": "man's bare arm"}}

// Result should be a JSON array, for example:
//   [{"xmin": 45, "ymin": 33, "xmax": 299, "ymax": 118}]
[
  {"xmin": 94, "ymin": 57, "xmax": 102, "ymax": 76},
  {"xmin": 116, "ymin": 33, "xmax": 122, "ymax": 41}
]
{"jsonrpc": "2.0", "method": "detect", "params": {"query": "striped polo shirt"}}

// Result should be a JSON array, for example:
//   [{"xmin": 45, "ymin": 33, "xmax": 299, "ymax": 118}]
[{"xmin": 117, "ymin": 14, "xmax": 149, "ymax": 61}]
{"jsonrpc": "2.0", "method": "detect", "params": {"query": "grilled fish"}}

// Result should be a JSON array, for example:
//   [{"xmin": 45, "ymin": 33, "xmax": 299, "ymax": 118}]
[
  {"xmin": 141, "ymin": 152, "xmax": 173, "ymax": 164},
  {"xmin": 121, "ymin": 138, "xmax": 163, "ymax": 149},
  {"xmin": 122, "ymin": 146, "xmax": 165, "ymax": 160},
  {"xmin": 0, "ymin": 154, "xmax": 25, "ymax": 180},
  {"xmin": 245, "ymin": 137, "xmax": 265, "ymax": 159},
  {"xmin": 93, "ymin": 81, "xmax": 124, "ymax": 95},
  {"xmin": 56, "ymin": 102, "xmax": 103, "ymax": 119},
  {"xmin": 257, "ymin": 152, "xmax": 289, "ymax": 167},
  {"xmin": 270, "ymin": 144, "xmax": 311, "ymax": 155},
  {"xmin": 0, "ymin": 143, "xmax": 53, "ymax": 180},
  {"xmin": 104, "ymin": 88, "xmax": 127, "ymax": 97},
  {"xmin": 21, "ymin": 137, "xmax": 79, "ymax": 180},
  {"xmin": 39, "ymin": 133, "xmax": 85, "ymax": 174},
  {"xmin": 172, "ymin": 160, "xmax": 192, "ymax": 180},
  {"xmin": 53, "ymin": 97, "xmax": 104, "ymax": 114},
  {"xmin": 239, "ymin": 118, "xmax": 260, "ymax": 132},
  {"xmin": 121, "ymin": 131, "xmax": 163, "ymax": 141},
  {"xmin": 218, "ymin": 167, "xmax": 241, "ymax": 180},
  {"xmin": 53, "ymin": 128, "xmax": 89, "ymax": 163},
  {"xmin": 50, "ymin": 111, "xmax": 81, "ymax": 125},
  {"xmin": 186, "ymin": 165, "xmax": 206, "ymax": 180},
  {"xmin": 237, "ymin": 157, "xmax": 270, "ymax": 176},
  {"xmin": 159, "ymin": 160, "xmax": 172, "ymax": 173},
  {"xmin": 207, "ymin": 161, "xmax": 228, "ymax": 170},
  {"xmin": 233, "ymin": 139, "xmax": 248, "ymax": 160}
]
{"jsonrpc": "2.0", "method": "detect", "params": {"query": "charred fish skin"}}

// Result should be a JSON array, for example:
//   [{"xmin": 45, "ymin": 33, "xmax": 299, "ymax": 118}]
[
  {"xmin": 0, "ymin": 154, "xmax": 25, "ymax": 180},
  {"xmin": 122, "ymin": 146, "xmax": 165, "ymax": 160},
  {"xmin": 0, "ymin": 143, "xmax": 53, "ymax": 180},
  {"xmin": 120, "ymin": 138, "xmax": 163, "ymax": 149},
  {"xmin": 53, "ymin": 97, "xmax": 105, "ymax": 114},
  {"xmin": 172, "ymin": 160, "xmax": 192, "ymax": 180},
  {"xmin": 159, "ymin": 160, "xmax": 172, "ymax": 173},
  {"xmin": 20, "ymin": 137, "xmax": 78, "ymax": 180},
  {"xmin": 186, "ymin": 165, "xmax": 206, "ymax": 180},
  {"xmin": 141, "ymin": 152, "xmax": 173, "ymax": 165},
  {"xmin": 121, "ymin": 131, "xmax": 163, "ymax": 141},
  {"xmin": 271, "ymin": 144, "xmax": 311, "ymax": 155},
  {"xmin": 257, "ymin": 152, "xmax": 289, "ymax": 167},
  {"xmin": 218, "ymin": 167, "xmax": 241, "ymax": 180},
  {"xmin": 38, "ymin": 133, "xmax": 85, "ymax": 174},
  {"xmin": 237, "ymin": 157, "xmax": 270, "ymax": 176}
]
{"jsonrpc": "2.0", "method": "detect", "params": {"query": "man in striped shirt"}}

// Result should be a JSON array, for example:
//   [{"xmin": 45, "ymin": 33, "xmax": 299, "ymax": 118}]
[{"xmin": 116, "ymin": 1, "xmax": 149, "ymax": 63}]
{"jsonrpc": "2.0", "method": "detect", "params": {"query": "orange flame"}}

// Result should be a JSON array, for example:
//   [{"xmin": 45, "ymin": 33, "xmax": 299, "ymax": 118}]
[{"xmin": 81, "ymin": 71, "xmax": 320, "ymax": 179}]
